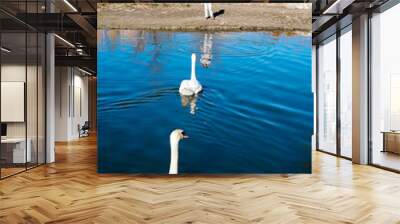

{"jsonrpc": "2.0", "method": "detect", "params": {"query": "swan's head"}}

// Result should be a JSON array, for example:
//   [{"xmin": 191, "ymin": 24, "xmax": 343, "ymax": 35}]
[
  {"xmin": 170, "ymin": 129, "xmax": 189, "ymax": 141},
  {"xmin": 191, "ymin": 53, "xmax": 196, "ymax": 62}
]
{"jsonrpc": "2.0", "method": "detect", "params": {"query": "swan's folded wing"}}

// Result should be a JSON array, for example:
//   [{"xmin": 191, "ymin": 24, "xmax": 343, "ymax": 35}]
[
  {"xmin": 179, "ymin": 88, "xmax": 194, "ymax": 96},
  {"xmin": 179, "ymin": 80, "xmax": 195, "ymax": 96}
]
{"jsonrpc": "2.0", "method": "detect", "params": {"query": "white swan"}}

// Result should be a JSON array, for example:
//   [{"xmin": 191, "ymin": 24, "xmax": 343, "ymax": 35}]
[
  {"xmin": 179, "ymin": 53, "xmax": 203, "ymax": 96},
  {"xmin": 169, "ymin": 129, "xmax": 189, "ymax": 174}
]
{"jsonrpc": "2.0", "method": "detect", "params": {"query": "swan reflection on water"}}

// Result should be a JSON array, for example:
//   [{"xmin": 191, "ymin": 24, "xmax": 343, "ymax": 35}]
[
  {"xmin": 200, "ymin": 33, "xmax": 213, "ymax": 68},
  {"xmin": 180, "ymin": 95, "xmax": 198, "ymax": 115}
]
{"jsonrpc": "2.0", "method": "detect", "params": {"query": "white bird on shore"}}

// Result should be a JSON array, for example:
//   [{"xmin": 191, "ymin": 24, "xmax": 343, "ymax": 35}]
[
  {"xmin": 179, "ymin": 53, "xmax": 203, "ymax": 96},
  {"xmin": 203, "ymin": 3, "xmax": 214, "ymax": 19},
  {"xmin": 169, "ymin": 129, "xmax": 189, "ymax": 174}
]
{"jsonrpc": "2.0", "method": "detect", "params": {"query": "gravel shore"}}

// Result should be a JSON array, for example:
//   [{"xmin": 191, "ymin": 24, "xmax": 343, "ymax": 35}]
[{"xmin": 98, "ymin": 3, "xmax": 311, "ymax": 32}]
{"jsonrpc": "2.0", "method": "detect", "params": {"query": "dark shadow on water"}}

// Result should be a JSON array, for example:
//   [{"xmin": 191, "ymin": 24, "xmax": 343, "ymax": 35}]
[{"xmin": 213, "ymin": 9, "xmax": 225, "ymax": 18}]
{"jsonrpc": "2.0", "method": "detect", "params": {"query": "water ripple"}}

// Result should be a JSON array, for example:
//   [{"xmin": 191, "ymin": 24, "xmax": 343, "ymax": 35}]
[{"xmin": 99, "ymin": 86, "xmax": 178, "ymax": 112}]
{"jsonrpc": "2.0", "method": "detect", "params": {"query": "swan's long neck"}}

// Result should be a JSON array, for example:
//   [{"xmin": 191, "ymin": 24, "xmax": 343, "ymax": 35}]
[
  {"xmin": 191, "ymin": 54, "xmax": 196, "ymax": 81},
  {"xmin": 169, "ymin": 137, "xmax": 179, "ymax": 174}
]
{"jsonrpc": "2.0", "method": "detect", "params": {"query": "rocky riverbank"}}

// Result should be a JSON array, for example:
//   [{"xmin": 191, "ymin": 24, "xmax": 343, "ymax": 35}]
[{"xmin": 98, "ymin": 3, "xmax": 311, "ymax": 32}]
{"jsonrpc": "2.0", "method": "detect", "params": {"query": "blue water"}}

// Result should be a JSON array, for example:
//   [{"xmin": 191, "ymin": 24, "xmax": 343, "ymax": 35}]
[{"xmin": 98, "ymin": 30, "xmax": 313, "ymax": 174}]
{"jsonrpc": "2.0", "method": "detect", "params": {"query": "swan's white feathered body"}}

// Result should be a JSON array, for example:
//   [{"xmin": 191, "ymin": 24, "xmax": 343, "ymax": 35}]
[
  {"xmin": 179, "ymin": 54, "xmax": 203, "ymax": 96},
  {"xmin": 169, "ymin": 129, "xmax": 188, "ymax": 174}
]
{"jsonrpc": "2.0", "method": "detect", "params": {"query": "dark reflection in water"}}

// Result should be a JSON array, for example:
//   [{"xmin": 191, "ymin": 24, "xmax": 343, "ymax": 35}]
[{"xmin": 98, "ymin": 30, "xmax": 313, "ymax": 174}]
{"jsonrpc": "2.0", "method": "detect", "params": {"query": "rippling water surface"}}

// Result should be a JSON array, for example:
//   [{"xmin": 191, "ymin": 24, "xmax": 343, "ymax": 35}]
[{"xmin": 98, "ymin": 30, "xmax": 313, "ymax": 173}]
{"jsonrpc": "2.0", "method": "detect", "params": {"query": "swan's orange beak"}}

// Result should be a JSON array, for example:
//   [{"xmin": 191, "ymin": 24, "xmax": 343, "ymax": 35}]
[{"xmin": 182, "ymin": 131, "xmax": 189, "ymax": 139}]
